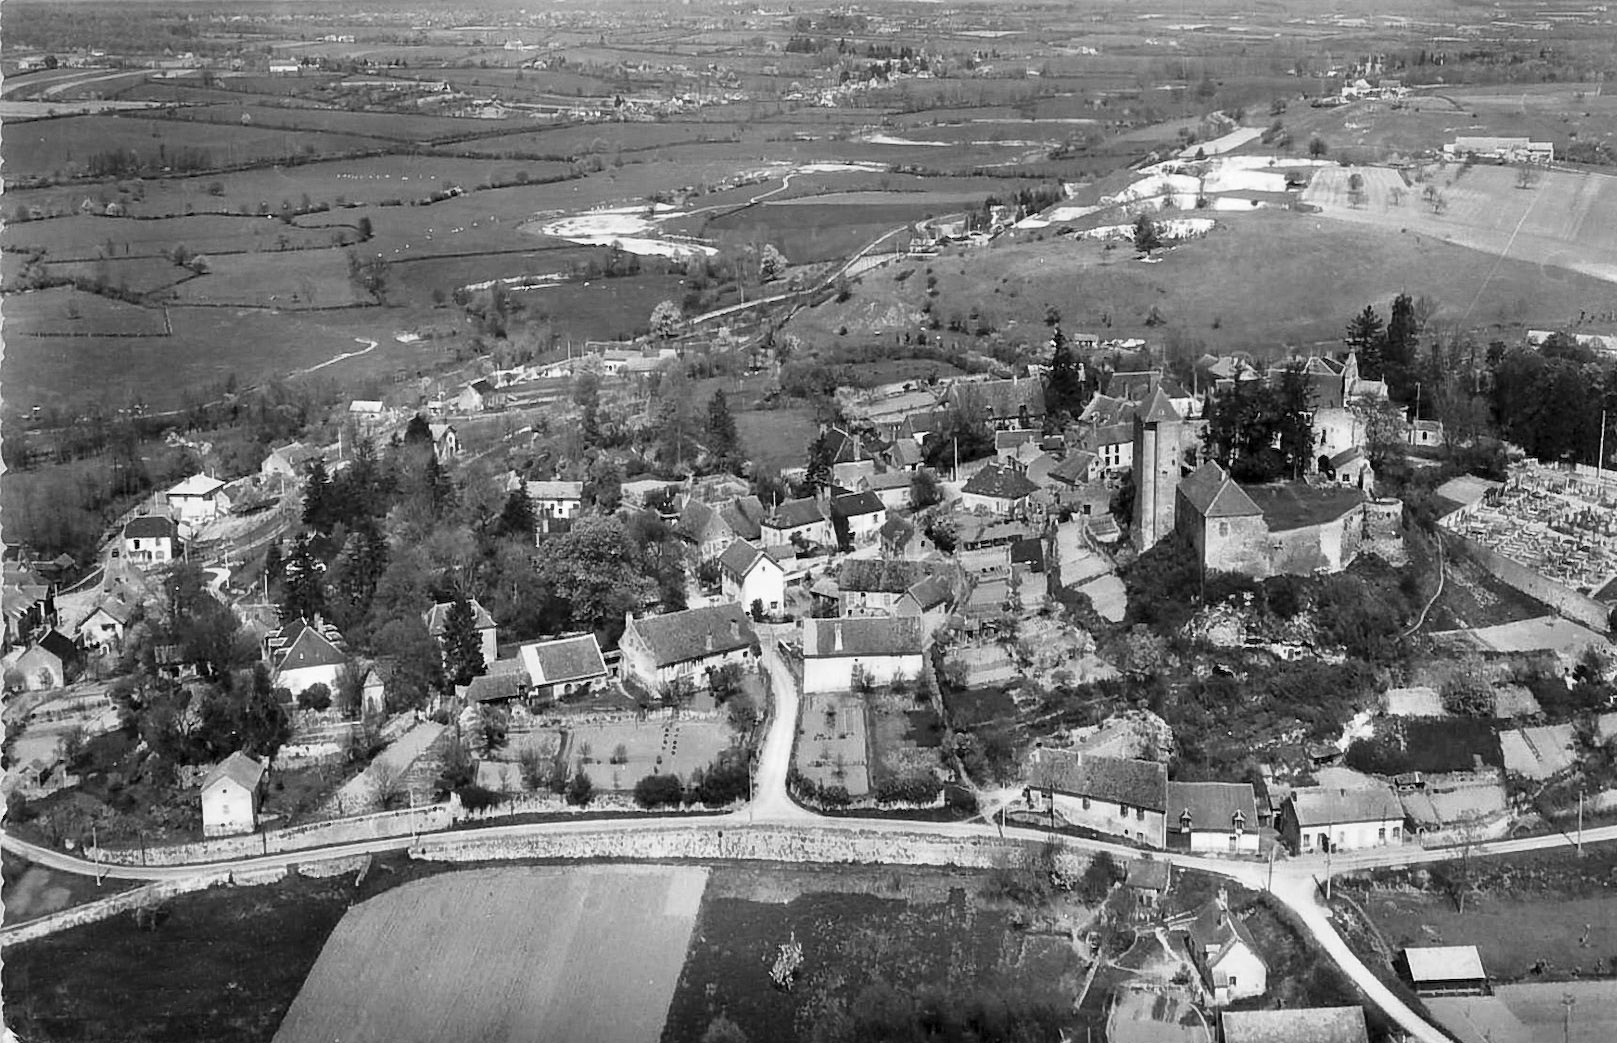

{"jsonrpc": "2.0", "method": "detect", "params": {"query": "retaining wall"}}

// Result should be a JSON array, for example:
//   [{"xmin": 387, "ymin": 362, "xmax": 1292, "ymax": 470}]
[
  {"xmin": 86, "ymin": 804, "xmax": 450, "ymax": 866},
  {"xmin": 1440, "ymin": 529, "xmax": 1611, "ymax": 632}
]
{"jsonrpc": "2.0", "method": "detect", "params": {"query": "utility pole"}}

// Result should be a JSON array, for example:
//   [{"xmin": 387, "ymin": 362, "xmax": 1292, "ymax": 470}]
[
  {"xmin": 1577, "ymin": 788, "xmax": 1585, "ymax": 856},
  {"xmin": 1598, "ymin": 409, "xmax": 1607, "ymax": 491}
]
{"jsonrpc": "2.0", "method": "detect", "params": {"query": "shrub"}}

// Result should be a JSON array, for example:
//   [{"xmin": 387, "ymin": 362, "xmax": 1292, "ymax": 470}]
[
  {"xmin": 944, "ymin": 783, "xmax": 978, "ymax": 814},
  {"xmin": 874, "ymin": 772, "xmax": 943, "ymax": 805},
  {"xmin": 455, "ymin": 784, "xmax": 501, "ymax": 811},
  {"xmin": 610, "ymin": 742, "xmax": 629, "ymax": 765},
  {"xmin": 634, "ymin": 773, "xmax": 684, "ymax": 808},
  {"xmin": 691, "ymin": 749, "xmax": 751, "ymax": 807},
  {"xmin": 565, "ymin": 768, "xmax": 595, "ymax": 806},
  {"xmin": 297, "ymin": 683, "xmax": 332, "ymax": 711},
  {"xmin": 819, "ymin": 784, "xmax": 852, "ymax": 808}
]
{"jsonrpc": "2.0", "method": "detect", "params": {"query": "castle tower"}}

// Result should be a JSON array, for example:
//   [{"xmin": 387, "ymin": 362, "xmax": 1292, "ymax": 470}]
[{"xmin": 1131, "ymin": 386, "xmax": 1187, "ymax": 551}]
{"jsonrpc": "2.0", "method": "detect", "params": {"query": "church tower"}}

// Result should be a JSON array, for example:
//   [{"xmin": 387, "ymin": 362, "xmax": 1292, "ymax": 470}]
[{"xmin": 1131, "ymin": 386, "xmax": 1187, "ymax": 551}]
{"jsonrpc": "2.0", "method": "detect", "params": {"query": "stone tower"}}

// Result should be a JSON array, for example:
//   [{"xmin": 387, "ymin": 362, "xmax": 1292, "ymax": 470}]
[{"xmin": 1131, "ymin": 386, "xmax": 1187, "ymax": 551}]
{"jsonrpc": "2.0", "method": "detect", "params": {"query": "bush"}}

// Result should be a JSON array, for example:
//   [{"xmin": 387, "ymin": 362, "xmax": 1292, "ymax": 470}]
[
  {"xmin": 610, "ymin": 742, "xmax": 629, "ymax": 765},
  {"xmin": 456, "ymin": 784, "xmax": 501, "ymax": 811},
  {"xmin": 297, "ymin": 683, "xmax": 332, "ymax": 711},
  {"xmin": 819, "ymin": 784, "xmax": 852, "ymax": 808},
  {"xmin": 565, "ymin": 768, "xmax": 595, "ymax": 806},
  {"xmin": 691, "ymin": 749, "xmax": 750, "ymax": 807},
  {"xmin": 943, "ymin": 783, "xmax": 978, "ymax": 814},
  {"xmin": 634, "ymin": 773, "xmax": 684, "ymax": 808},
  {"xmin": 874, "ymin": 772, "xmax": 943, "ymax": 805}
]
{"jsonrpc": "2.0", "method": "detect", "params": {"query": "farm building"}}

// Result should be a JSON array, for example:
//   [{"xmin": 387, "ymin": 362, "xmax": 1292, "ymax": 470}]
[
  {"xmin": 423, "ymin": 599, "xmax": 499, "ymax": 669},
  {"xmin": 1183, "ymin": 890, "xmax": 1268, "ymax": 1006},
  {"xmin": 428, "ymin": 423, "xmax": 460, "ymax": 459},
  {"xmin": 1399, "ymin": 946, "xmax": 1489, "ymax": 996},
  {"xmin": 1024, "ymin": 748, "xmax": 1168, "ymax": 847},
  {"xmin": 1444, "ymin": 136, "xmax": 1553, "ymax": 163},
  {"xmin": 1220, "ymin": 1007, "xmax": 1369, "ymax": 1043},
  {"xmin": 360, "ymin": 664, "xmax": 387, "ymax": 717},
  {"xmin": 1281, "ymin": 783, "xmax": 1406, "ymax": 853},
  {"xmin": 800, "ymin": 616, "xmax": 926, "ymax": 693},
  {"xmin": 164, "ymin": 474, "xmax": 228, "ymax": 525},
  {"xmin": 717, "ymin": 539, "xmax": 787, "ymax": 616},
  {"xmin": 526, "ymin": 480, "xmax": 584, "ymax": 535},
  {"xmin": 200, "ymin": 751, "xmax": 266, "ymax": 837},
  {"xmin": 619, "ymin": 602, "xmax": 758, "ymax": 695},
  {"xmin": 518, "ymin": 634, "xmax": 608, "ymax": 701},
  {"xmin": 455, "ymin": 380, "xmax": 503, "ymax": 414},
  {"xmin": 1166, "ymin": 780, "xmax": 1260, "ymax": 853},
  {"xmin": 260, "ymin": 441, "xmax": 324, "ymax": 481},
  {"xmin": 761, "ymin": 497, "xmax": 834, "ymax": 549},
  {"xmin": 121, "ymin": 515, "xmax": 179, "ymax": 568}
]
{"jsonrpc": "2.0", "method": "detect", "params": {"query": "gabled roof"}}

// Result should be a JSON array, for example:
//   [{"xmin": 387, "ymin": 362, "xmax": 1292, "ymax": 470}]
[
  {"xmin": 124, "ymin": 515, "xmax": 178, "ymax": 540},
  {"xmin": 520, "ymin": 633, "xmax": 608, "ymax": 686},
  {"xmin": 765, "ymin": 497, "xmax": 827, "ymax": 530},
  {"xmin": 1241, "ymin": 483, "xmax": 1364, "ymax": 531},
  {"xmin": 1328, "ymin": 445, "xmax": 1366, "ymax": 469},
  {"xmin": 1178, "ymin": 462, "xmax": 1262, "ymax": 519},
  {"xmin": 1167, "ymin": 781, "xmax": 1258, "ymax": 832},
  {"xmin": 468, "ymin": 378, "xmax": 495, "ymax": 395},
  {"xmin": 1136, "ymin": 386, "xmax": 1183, "ymax": 424},
  {"xmin": 1027, "ymin": 749, "xmax": 1167, "ymax": 811},
  {"xmin": 37, "ymin": 629, "xmax": 79, "ymax": 663},
  {"xmin": 994, "ymin": 429, "xmax": 1039, "ymax": 451},
  {"xmin": 269, "ymin": 441, "xmax": 321, "ymax": 467},
  {"xmin": 201, "ymin": 750, "xmax": 265, "ymax": 793},
  {"xmin": 831, "ymin": 491, "xmax": 885, "ymax": 518},
  {"xmin": 423, "ymin": 599, "xmax": 496, "ymax": 636},
  {"xmin": 860, "ymin": 470, "xmax": 912, "ymax": 492},
  {"xmin": 903, "ymin": 574, "xmax": 954, "ymax": 611},
  {"xmin": 823, "ymin": 425, "xmax": 887, "ymax": 463},
  {"xmin": 839, "ymin": 558, "xmax": 933, "ymax": 594},
  {"xmin": 625, "ymin": 602, "xmax": 757, "ymax": 668},
  {"xmin": 166, "ymin": 474, "xmax": 225, "ymax": 498},
  {"xmin": 525, "ymin": 480, "xmax": 584, "ymax": 501},
  {"xmin": 954, "ymin": 378, "xmax": 1045, "ymax": 418},
  {"xmin": 465, "ymin": 672, "xmax": 528, "ymax": 703},
  {"xmin": 719, "ymin": 496, "xmax": 766, "ymax": 540},
  {"xmin": 275, "ymin": 625, "xmax": 347, "ymax": 672},
  {"xmin": 962, "ymin": 463, "xmax": 1039, "ymax": 501},
  {"xmin": 1187, "ymin": 897, "xmax": 1264, "ymax": 971},
  {"xmin": 1288, "ymin": 784, "xmax": 1404, "ymax": 827},
  {"xmin": 679, "ymin": 498, "xmax": 725, "ymax": 543},
  {"xmin": 898, "ymin": 409, "xmax": 949, "ymax": 439},
  {"xmin": 1049, "ymin": 451, "xmax": 1097, "ymax": 486},
  {"xmin": 84, "ymin": 596, "xmax": 132, "ymax": 626},
  {"xmin": 1220, "ymin": 1007, "xmax": 1369, "ymax": 1043},
  {"xmin": 802, "ymin": 616, "xmax": 924, "ymax": 658},
  {"xmin": 718, "ymin": 538, "xmax": 781, "ymax": 581},
  {"xmin": 1403, "ymin": 945, "xmax": 1486, "ymax": 984},
  {"xmin": 887, "ymin": 439, "xmax": 925, "ymax": 467}
]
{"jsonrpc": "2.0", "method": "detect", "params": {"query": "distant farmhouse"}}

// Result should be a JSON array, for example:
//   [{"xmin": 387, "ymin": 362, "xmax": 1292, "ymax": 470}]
[{"xmin": 1445, "ymin": 136, "xmax": 1553, "ymax": 164}]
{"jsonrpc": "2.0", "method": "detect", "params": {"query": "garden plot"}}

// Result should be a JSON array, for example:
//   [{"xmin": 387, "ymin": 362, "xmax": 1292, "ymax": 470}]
[
  {"xmin": 275, "ymin": 865, "xmax": 707, "ymax": 1043},
  {"xmin": 795, "ymin": 692, "xmax": 870, "ymax": 796},
  {"xmin": 568, "ymin": 717, "xmax": 735, "ymax": 791},
  {"xmin": 1499, "ymin": 723, "xmax": 1578, "ymax": 779}
]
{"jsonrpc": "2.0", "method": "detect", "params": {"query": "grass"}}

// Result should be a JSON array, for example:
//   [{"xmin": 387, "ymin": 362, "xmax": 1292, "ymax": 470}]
[
  {"xmin": 2, "ymin": 871, "xmax": 355, "ymax": 1042},
  {"xmin": 3, "ymin": 286, "xmax": 170, "ymax": 338},
  {"xmin": 4, "ymin": 114, "xmax": 366, "ymax": 180},
  {"xmin": 735, "ymin": 405, "xmax": 819, "ymax": 476},
  {"xmin": 796, "ymin": 692, "xmax": 871, "ymax": 796},
  {"xmin": 7, "ymin": 213, "xmax": 347, "ymax": 260},
  {"xmin": 568, "ymin": 717, "xmax": 737, "ymax": 792},
  {"xmin": 944, "ymin": 685, "xmax": 1018, "ymax": 729},
  {"xmin": 1, "ymin": 851, "xmax": 140, "ymax": 927}
]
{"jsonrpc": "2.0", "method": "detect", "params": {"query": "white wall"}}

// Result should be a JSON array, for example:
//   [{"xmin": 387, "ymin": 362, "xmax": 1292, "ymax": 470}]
[
  {"xmin": 202, "ymin": 784, "xmax": 256, "ymax": 837},
  {"xmin": 277, "ymin": 662, "xmax": 343, "ymax": 696},
  {"xmin": 729, "ymin": 565, "xmax": 785, "ymax": 613},
  {"xmin": 1044, "ymin": 791, "xmax": 1166, "ymax": 847},
  {"xmin": 802, "ymin": 652, "xmax": 925, "ymax": 693},
  {"xmin": 1297, "ymin": 817, "xmax": 1403, "ymax": 852},
  {"xmin": 1188, "ymin": 829, "xmax": 1260, "ymax": 854}
]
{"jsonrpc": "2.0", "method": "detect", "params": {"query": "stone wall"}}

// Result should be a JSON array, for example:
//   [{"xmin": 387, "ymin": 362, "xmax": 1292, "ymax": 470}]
[
  {"xmin": 87, "ymin": 804, "xmax": 451, "ymax": 866},
  {"xmin": 0, "ymin": 872, "xmax": 234, "ymax": 949},
  {"xmin": 1441, "ymin": 530, "xmax": 1611, "ymax": 632}
]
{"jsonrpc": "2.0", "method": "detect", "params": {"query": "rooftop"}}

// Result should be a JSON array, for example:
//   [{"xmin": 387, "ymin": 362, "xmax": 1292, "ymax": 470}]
[
  {"xmin": 766, "ymin": 497, "xmax": 827, "ymax": 530},
  {"xmin": 626, "ymin": 602, "xmax": 756, "ymax": 668},
  {"xmin": 1241, "ymin": 482, "xmax": 1365, "ymax": 531},
  {"xmin": 124, "ymin": 515, "xmax": 178, "ymax": 540},
  {"xmin": 839, "ymin": 558, "xmax": 933, "ymax": 594},
  {"xmin": 1027, "ymin": 748, "xmax": 1167, "ymax": 811},
  {"xmin": 519, "ymin": 633, "xmax": 607, "ymax": 686},
  {"xmin": 1167, "ymin": 780, "xmax": 1257, "ymax": 832},
  {"xmin": 201, "ymin": 750, "xmax": 265, "ymax": 793},
  {"xmin": 1220, "ymin": 1007, "xmax": 1368, "ymax": 1043},
  {"xmin": 1288, "ymin": 784, "xmax": 1404, "ymax": 827},
  {"xmin": 962, "ymin": 462, "xmax": 1039, "ymax": 501},
  {"xmin": 802, "ymin": 616, "xmax": 925, "ymax": 658},
  {"xmin": 1403, "ymin": 945, "xmax": 1487, "ymax": 984}
]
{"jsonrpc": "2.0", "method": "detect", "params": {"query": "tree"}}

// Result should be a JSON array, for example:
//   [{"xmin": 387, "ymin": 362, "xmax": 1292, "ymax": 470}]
[
  {"xmin": 566, "ymin": 767, "xmax": 595, "ymax": 805},
  {"xmin": 909, "ymin": 468, "xmax": 941, "ymax": 509},
  {"xmin": 301, "ymin": 458, "xmax": 334, "ymax": 531},
  {"xmin": 654, "ymin": 361, "xmax": 698, "ymax": 469},
  {"xmin": 375, "ymin": 615, "xmax": 444, "ymax": 710},
  {"xmin": 402, "ymin": 413, "xmax": 433, "ymax": 448},
  {"xmin": 1274, "ymin": 361, "xmax": 1318, "ymax": 480},
  {"xmin": 334, "ymin": 662, "xmax": 365, "ymax": 718},
  {"xmin": 649, "ymin": 299, "xmax": 683, "ymax": 339},
  {"xmin": 297, "ymin": 682, "xmax": 333, "ymax": 711},
  {"xmin": 706, "ymin": 389, "xmax": 739, "ymax": 467},
  {"xmin": 278, "ymin": 533, "xmax": 327, "ymax": 623},
  {"xmin": 634, "ymin": 773, "xmax": 684, "ymax": 808},
  {"xmin": 1383, "ymin": 292, "xmax": 1419, "ymax": 397},
  {"xmin": 1515, "ymin": 164, "xmax": 1540, "ymax": 190},
  {"xmin": 804, "ymin": 432, "xmax": 835, "ymax": 491},
  {"xmin": 1308, "ymin": 135, "xmax": 1328, "ymax": 158},
  {"xmin": 531, "ymin": 516, "xmax": 659, "ymax": 632},
  {"xmin": 1132, "ymin": 212, "xmax": 1162, "ymax": 253},
  {"xmin": 758, "ymin": 243, "xmax": 788, "ymax": 282},
  {"xmin": 239, "ymin": 681, "xmax": 292, "ymax": 764},
  {"xmin": 1353, "ymin": 398, "xmax": 1409, "ymax": 473},
  {"xmin": 1043, "ymin": 325, "xmax": 1085, "ymax": 423},
  {"xmin": 497, "ymin": 486, "xmax": 536, "ymax": 540},
  {"xmin": 346, "ymin": 249, "xmax": 390, "ymax": 303},
  {"xmin": 441, "ymin": 596, "xmax": 487, "ymax": 687},
  {"xmin": 1440, "ymin": 656, "xmax": 1493, "ymax": 717},
  {"xmin": 1344, "ymin": 304, "xmax": 1386, "ymax": 377}
]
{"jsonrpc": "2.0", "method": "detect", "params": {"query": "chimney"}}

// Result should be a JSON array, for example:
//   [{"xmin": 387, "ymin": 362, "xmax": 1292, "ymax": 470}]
[
  {"xmin": 834, "ymin": 622, "xmax": 844, "ymax": 652},
  {"xmin": 705, "ymin": 633, "xmax": 714, "ymax": 652},
  {"xmin": 1215, "ymin": 887, "xmax": 1229, "ymax": 912}
]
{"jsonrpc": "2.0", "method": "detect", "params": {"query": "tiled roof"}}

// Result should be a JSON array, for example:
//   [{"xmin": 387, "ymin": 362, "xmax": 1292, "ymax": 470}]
[
  {"xmin": 718, "ymin": 538, "xmax": 775, "ymax": 580},
  {"xmin": 1403, "ymin": 945, "xmax": 1486, "ymax": 984},
  {"xmin": 962, "ymin": 463, "xmax": 1039, "ymax": 501},
  {"xmin": 861, "ymin": 470, "xmax": 912, "ymax": 491},
  {"xmin": 1167, "ymin": 781, "xmax": 1258, "ymax": 832},
  {"xmin": 839, "ymin": 558, "xmax": 933, "ymax": 594},
  {"xmin": 1242, "ymin": 484, "xmax": 1364, "ymax": 531},
  {"xmin": 276, "ymin": 626, "xmax": 348, "ymax": 672},
  {"xmin": 124, "ymin": 515, "xmax": 177, "ymax": 540},
  {"xmin": 525, "ymin": 480, "xmax": 584, "ymax": 501},
  {"xmin": 1049, "ymin": 452, "xmax": 1096, "ymax": 486},
  {"xmin": 1288, "ymin": 784, "xmax": 1404, "ymax": 827},
  {"xmin": 1027, "ymin": 749, "xmax": 1167, "ymax": 811},
  {"xmin": 954, "ymin": 378, "xmax": 1045, "ymax": 418},
  {"xmin": 1186, "ymin": 897, "xmax": 1263, "ymax": 971},
  {"xmin": 466, "ymin": 672, "xmax": 528, "ymax": 703},
  {"xmin": 995, "ymin": 429, "xmax": 1039, "ymax": 451},
  {"xmin": 903, "ymin": 574, "xmax": 954, "ymax": 611},
  {"xmin": 765, "ymin": 497, "xmax": 827, "ymax": 530},
  {"xmin": 802, "ymin": 616, "xmax": 924, "ymax": 658},
  {"xmin": 423, "ymin": 598, "xmax": 496, "ymax": 636},
  {"xmin": 719, "ymin": 496, "xmax": 766, "ymax": 540},
  {"xmin": 202, "ymin": 750, "xmax": 265, "ymax": 793},
  {"xmin": 521, "ymin": 633, "xmax": 607, "ymax": 686},
  {"xmin": 1137, "ymin": 386, "xmax": 1183, "ymax": 424},
  {"xmin": 887, "ymin": 439, "xmax": 925, "ymax": 467},
  {"xmin": 167, "ymin": 474, "xmax": 225, "ymax": 498},
  {"xmin": 831, "ymin": 491, "xmax": 885, "ymax": 518},
  {"xmin": 626, "ymin": 603, "xmax": 756, "ymax": 668},
  {"xmin": 1220, "ymin": 1007, "xmax": 1369, "ymax": 1043},
  {"xmin": 1178, "ymin": 461, "xmax": 1262, "ymax": 519}
]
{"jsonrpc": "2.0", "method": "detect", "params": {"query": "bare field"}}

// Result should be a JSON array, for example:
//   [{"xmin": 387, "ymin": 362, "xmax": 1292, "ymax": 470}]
[
  {"xmin": 273, "ymin": 865, "xmax": 707, "ymax": 1043},
  {"xmin": 1303, "ymin": 163, "xmax": 1617, "ymax": 286}
]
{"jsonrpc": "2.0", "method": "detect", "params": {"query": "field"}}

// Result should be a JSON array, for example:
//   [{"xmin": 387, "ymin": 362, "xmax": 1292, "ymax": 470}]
[
  {"xmin": 568, "ymin": 716, "xmax": 737, "ymax": 791},
  {"xmin": 275, "ymin": 865, "xmax": 707, "ymax": 1043},
  {"xmin": 4, "ymin": 286, "xmax": 171, "ymax": 338},
  {"xmin": 795, "ymin": 692, "xmax": 872, "ymax": 796},
  {"xmin": 6, "ymin": 114, "xmax": 366, "ymax": 180},
  {"xmin": 663, "ymin": 863, "xmax": 1082, "ymax": 1043},
  {"xmin": 1, "ymin": 853, "xmax": 140, "ymax": 926},
  {"xmin": 734, "ymin": 406, "xmax": 819, "ymax": 477},
  {"xmin": 1304, "ymin": 163, "xmax": 1617, "ymax": 288}
]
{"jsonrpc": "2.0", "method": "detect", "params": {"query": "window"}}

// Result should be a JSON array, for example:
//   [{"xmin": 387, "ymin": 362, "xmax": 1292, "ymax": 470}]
[
  {"xmin": 1227, "ymin": 976, "xmax": 1237, "ymax": 990},
  {"xmin": 1081, "ymin": 797, "xmax": 1091, "ymax": 810},
  {"xmin": 1218, "ymin": 521, "xmax": 1229, "ymax": 537},
  {"xmin": 1136, "ymin": 808, "xmax": 1145, "ymax": 821},
  {"xmin": 1302, "ymin": 833, "xmax": 1312, "ymax": 850},
  {"xmin": 1228, "ymin": 834, "xmax": 1238, "ymax": 851},
  {"xmin": 1119, "ymin": 804, "xmax": 1128, "ymax": 817},
  {"xmin": 1378, "ymin": 827, "xmax": 1386, "ymax": 842},
  {"xmin": 1391, "ymin": 826, "xmax": 1401, "ymax": 842}
]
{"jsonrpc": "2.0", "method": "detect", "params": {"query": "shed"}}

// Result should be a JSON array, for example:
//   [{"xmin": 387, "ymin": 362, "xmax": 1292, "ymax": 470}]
[
  {"xmin": 200, "ymin": 751, "xmax": 266, "ymax": 837},
  {"xmin": 1400, "ymin": 945, "xmax": 1488, "ymax": 996}
]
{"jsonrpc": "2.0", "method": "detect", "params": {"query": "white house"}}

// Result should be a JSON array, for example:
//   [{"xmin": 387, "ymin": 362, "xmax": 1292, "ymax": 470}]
[
  {"xmin": 761, "ymin": 497, "xmax": 834, "ymax": 548},
  {"xmin": 428, "ymin": 422, "xmax": 461, "ymax": 458},
  {"xmin": 122, "ymin": 515, "xmax": 179, "ymax": 568},
  {"xmin": 164, "ymin": 474, "xmax": 228, "ymax": 525},
  {"xmin": 893, "ymin": 574, "xmax": 955, "ymax": 640},
  {"xmin": 800, "ymin": 616, "xmax": 926, "ymax": 693},
  {"xmin": 423, "ymin": 598, "xmax": 499, "ymax": 668},
  {"xmin": 830, "ymin": 491, "xmax": 888, "ymax": 546},
  {"xmin": 74, "ymin": 597, "xmax": 131, "ymax": 653},
  {"xmin": 260, "ymin": 441, "xmax": 322, "ymax": 481},
  {"xmin": 518, "ymin": 633, "xmax": 609, "ymax": 701},
  {"xmin": 858, "ymin": 470, "xmax": 915, "ymax": 511},
  {"xmin": 1166, "ymin": 780, "xmax": 1260, "ymax": 854},
  {"xmin": 1282, "ymin": 784, "xmax": 1406, "ymax": 853},
  {"xmin": 359, "ymin": 664, "xmax": 387, "ymax": 717},
  {"xmin": 960, "ymin": 462, "xmax": 1039, "ymax": 516},
  {"xmin": 1184, "ymin": 890, "xmax": 1268, "ymax": 1006},
  {"xmin": 270, "ymin": 622, "xmax": 348, "ymax": 696},
  {"xmin": 200, "ymin": 751, "xmax": 265, "ymax": 837},
  {"xmin": 838, "ymin": 558, "xmax": 937, "ymax": 616},
  {"xmin": 619, "ymin": 602, "xmax": 758, "ymax": 695},
  {"xmin": 267, "ymin": 61, "xmax": 300, "ymax": 75},
  {"xmin": 526, "ymin": 479, "xmax": 584, "ymax": 534},
  {"xmin": 1025, "ymin": 748, "xmax": 1168, "ymax": 847},
  {"xmin": 718, "ymin": 539, "xmax": 787, "ymax": 616}
]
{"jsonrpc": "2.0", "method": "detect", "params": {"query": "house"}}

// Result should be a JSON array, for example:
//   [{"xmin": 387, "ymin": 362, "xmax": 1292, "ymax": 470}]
[
  {"xmin": 1409, "ymin": 419, "xmax": 1444, "ymax": 447},
  {"xmin": 800, "ymin": 616, "xmax": 926, "ymax": 693},
  {"xmin": 1175, "ymin": 462, "xmax": 1379, "ymax": 580},
  {"xmin": 428, "ymin": 422, "xmax": 461, "ymax": 459},
  {"xmin": 1125, "ymin": 858, "xmax": 1171, "ymax": 918},
  {"xmin": 464, "ymin": 670, "xmax": 529, "ymax": 705},
  {"xmin": 1444, "ymin": 136, "xmax": 1553, "ymax": 163},
  {"xmin": 200, "ymin": 751, "xmax": 266, "ymax": 837},
  {"xmin": 995, "ymin": 428, "xmax": 1039, "ymax": 460},
  {"xmin": 1183, "ymin": 890, "xmax": 1268, "ymax": 1005},
  {"xmin": 950, "ymin": 377, "xmax": 1045, "ymax": 430},
  {"xmin": 518, "ymin": 633, "xmax": 609, "ymax": 700},
  {"xmin": 1399, "ymin": 946, "xmax": 1488, "ymax": 996},
  {"xmin": 761, "ymin": 497, "xmax": 834, "ymax": 549},
  {"xmin": 260, "ymin": 441, "xmax": 322, "ymax": 481},
  {"xmin": 423, "ymin": 598, "xmax": 499, "ymax": 669},
  {"xmin": 74, "ymin": 597, "xmax": 131, "ymax": 652},
  {"xmin": 164, "ymin": 474, "xmax": 228, "ymax": 525},
  {"xmin": 122, "ymin": 515, "xmax": 179, "ymax": 568},
  {"xmin": 359, "ymin": 664, "xmax": 387, "ymax": 717},
  {"xmin": 1025, "ymin": 748, "xmax": 1168, "ymax": 846},
  {"xmin": 830, "ymin": 491, "xmax": 887, "ymax": 546},
  {"xmin": 1281, "ymin": 783, "xmax": 1406, "ymax": 853},
  {"xmin": 820, "ymin": 425, "xmax": 885, "ymax": 487},
  {"xmin": 619, "ymin": 602, "xmax": 758, "ymax": 695},
  {"xmin": 1323, "ymin": 446, "xmax": 1375, "ymax": 491},
  {"xmin": 526, "ymin": 480, "xmax": 584, "ymax": 534},
  {"xmin": 269, "ymin": 620, "xmax": 348, "ymax": 696},
  {"xmin": 1166, "ymin": 780, "xmax": 1259, "ymax": 854},
  {"xmin": 267, "ymin": 60, "xmax": 300, "ymax": 75},
  {"xmin": 454, "ymin": 379, "xmax": 503, "ymax": 414},
  {"xmin": 1220, "ymin": 1007, "xmax": 1369, "ymax": 1043},
  {"xmin": 857, "ymin": 470, "xmax": 914, "ymax": 512},
  {"xmin": 838, "ymin": 559, "xmax": 936, "ymax": 616},
  {"xmin": 894, "ymin": 574, "xmax": 956, "ymax": 639},
  {"xmin": 960, "ymin": 462, "xmax": 1039, "ymax": 516},
  {"xmin": 718, "ymin": 539, "xmax": 787, "ymax": 616},
  {"xmin": 7, "ymin": 634, "xmax": 75, "ymax": 691}
]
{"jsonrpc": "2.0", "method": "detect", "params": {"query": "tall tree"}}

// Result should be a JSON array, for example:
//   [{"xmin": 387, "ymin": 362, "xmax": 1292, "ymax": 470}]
[
  {"xmin": 805, "ymin": 432, "xmax": 835, "ymax": 490},
  {"xmin": 1383, "ymin": 292, "xmax": 1419, "ymax": 398},
  {"xmin": 441, "ymin": 596, "xmax": 487, "ymax": 687},
  {"xmin": 301, "ymin": 457, "xmax": 334, "ymax": 532},
  {"xmin": 498, "ymin": 485, "xmax": 536, "ymax": 541},
  {"xmin": 403, "ymin": 413, "xmax": 433, "ymax": 448},
  {"xmin": 1275, "ymin": 362, "xmax": 1318, "ymax": 480},
  {"xmin": 706, "ymin": 389, "xmax": 740, "ymax": 467},
  {"xmin": 1043, "ymin": 324, "xmax": 1085, "ymax": 424},
  {"xmin": 279, "ymin": 533, "xmax": 327, "ymax": 622},
  {"xmin": 1344, "ymin": 305, "xmax": 1387, "ymax": 378},
  {"xmin": 655, "ymin": 361, "xmax": 697, "ymax": 469}
]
